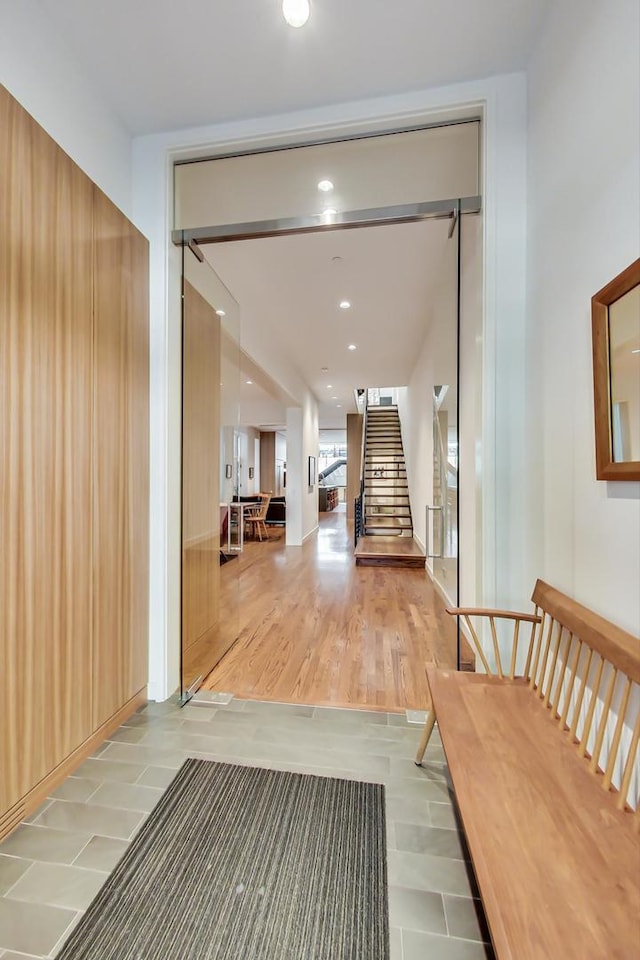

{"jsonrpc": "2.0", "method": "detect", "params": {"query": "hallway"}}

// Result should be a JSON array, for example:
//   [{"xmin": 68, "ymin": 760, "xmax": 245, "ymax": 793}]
[{"xmin": 204, "ymin": 507, "xmax": 458, "ymax": 711}]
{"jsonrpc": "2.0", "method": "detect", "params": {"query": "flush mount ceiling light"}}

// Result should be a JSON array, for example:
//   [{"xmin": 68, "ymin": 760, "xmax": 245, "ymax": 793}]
[
  {"xmin": 348, "ymin": 344, "xmax": 357, "ymax": 351},
  {"xmin": 246, "ymin": 380, "xmax": 253, "ymax": 385},
  {"xmin": 326, "ymin": 384, "xmax": 333, "ymax": 389},
  {"xmin": 317, "ymin": 179, "xmax": 334, "ymax": 192},
  {"xmin": 339, "ymin": 300, "xmax": 351, "ymax": 310},
  {"xmin": 282, "ymin": 0, "xmax": 310, "ymax": 27},
  {"xmin": 215, "ymin": 309, "xmax": 226, "ymax": 317}
]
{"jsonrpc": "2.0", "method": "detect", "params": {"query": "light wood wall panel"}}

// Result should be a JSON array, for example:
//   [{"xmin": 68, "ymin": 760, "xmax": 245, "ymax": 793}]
[
  {"xmin": 92, "ymin": 188, "xmax": 149, "ymax": 729},
  {"xmin": 0, "ymin": 85, "xmax": 149, "ymax": 833},
  {"xmin": 346, "ymin": 413, "xmax": 364, "ymax": 520},
  {"xmin": 0, "ymin": 85, "xmax": 94, "ymax": 812},
  {"xmin": 181, "ymin": 281, "xmax": 221, "ymax": 693},
  {"xmin": 260, "ymin": 432, "xmax": 276, "ymax": 494}
]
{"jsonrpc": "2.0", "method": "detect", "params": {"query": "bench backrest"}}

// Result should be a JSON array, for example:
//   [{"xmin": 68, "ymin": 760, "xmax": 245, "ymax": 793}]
[
  {"xmin": 527, "ymin": 580, "xmax": 639, "ymax": 819},
  {"xmin": 448, "ymin": 581, "xmax": 640, "ymax": 819}
]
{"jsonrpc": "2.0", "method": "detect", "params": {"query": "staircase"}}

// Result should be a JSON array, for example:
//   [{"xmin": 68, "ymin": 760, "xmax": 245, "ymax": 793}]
[
  {"xmin": 355, "ymin": 404, "xmax": 425, "ymax": 568},
  {"xmin": 364, "ymin": 405, "xmax": 412, "ymax": 536}
]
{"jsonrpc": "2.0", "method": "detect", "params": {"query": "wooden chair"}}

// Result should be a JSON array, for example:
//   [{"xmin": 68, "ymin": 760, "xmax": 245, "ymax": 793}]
[{"xmin": 244, "ymin": 493, "xmax": 271, "ymax": 542}]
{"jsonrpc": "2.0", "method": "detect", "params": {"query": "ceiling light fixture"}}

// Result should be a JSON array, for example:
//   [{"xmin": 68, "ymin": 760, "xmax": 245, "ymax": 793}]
[
  {"xmin": 246, "ymin": 380, "xmax": 253, "ymax": 385},
  {"xmin": 216, "ymin": 309, "xmax": 226, "ymax": 317},
  {"xmin": 336, "ymin": 404, "xmax": 342, "ymax": 408},
  {"xmin": 339, "ymin": 300, "xmax": 351, "ymax": 310},
  {"xmin": 317, "ymin": 179, "xmax": 334, "ymax": 192},
  {"xmin": 348, "ymin": 344, "xmax": 357, "ymax": 351},
  {"xmin": 282, "ymin": 0, "xmax": 310, "ymax": 27},
  {"xmin": 632, "ymin": 348, "xmax": 640, "ymax": 354},
  {"xmin": 326, "ymin": 384, "xmax": 333, "ymax": 389},
  {"xmin": 321, "ymin": 366, "xmax": 329, "ymax": 373}
]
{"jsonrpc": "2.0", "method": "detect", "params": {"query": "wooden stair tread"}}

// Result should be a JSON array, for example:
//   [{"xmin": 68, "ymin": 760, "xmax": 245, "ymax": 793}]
[{"xmin": 354, "ymin": 535, "xmax": 425, "ymax": 568}]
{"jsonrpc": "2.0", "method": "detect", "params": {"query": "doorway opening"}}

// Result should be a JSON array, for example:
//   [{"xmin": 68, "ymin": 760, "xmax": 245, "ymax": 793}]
[{"xmin": 176, "ymin": 122, "xmax": 483, "ymax": 708}]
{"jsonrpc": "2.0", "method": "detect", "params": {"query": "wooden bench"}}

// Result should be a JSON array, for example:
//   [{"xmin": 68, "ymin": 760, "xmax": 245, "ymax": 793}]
[{"xmin": 415, "ymin": 579, "xmax": 640, "ymax": 960}]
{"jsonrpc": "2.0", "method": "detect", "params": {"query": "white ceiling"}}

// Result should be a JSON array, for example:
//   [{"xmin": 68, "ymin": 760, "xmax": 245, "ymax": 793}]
[
  {"xmin": 35, "ymin": 0, "xmax": 548, "ymax": 432},
  {"xmin": 39, "ymin": 0, "xmax": 549, "ymax": 136},
  {"xmin": 206, "ymin": 218, "xmax": 452, "ymax": 428}
]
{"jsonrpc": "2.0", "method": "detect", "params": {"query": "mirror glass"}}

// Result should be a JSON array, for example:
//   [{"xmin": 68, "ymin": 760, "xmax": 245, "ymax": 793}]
[{"xmin": 608, "ymin": 285, "xmax": 640, "ymax": 463}]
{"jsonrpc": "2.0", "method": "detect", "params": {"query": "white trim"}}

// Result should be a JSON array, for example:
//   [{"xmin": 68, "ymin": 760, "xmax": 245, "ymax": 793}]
[
  {"xmin": 133, "ymin": 73, "xmax": 527, "ymax": 699},
  {"xmin": 302, "ymin": 524, "xmax": 320, "ymax": 544}
]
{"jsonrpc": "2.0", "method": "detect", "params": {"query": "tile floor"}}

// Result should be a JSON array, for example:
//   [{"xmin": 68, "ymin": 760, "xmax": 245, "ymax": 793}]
[{"xmin": 0, "ymin": 697, "xmax": 494, "ymax": 959}]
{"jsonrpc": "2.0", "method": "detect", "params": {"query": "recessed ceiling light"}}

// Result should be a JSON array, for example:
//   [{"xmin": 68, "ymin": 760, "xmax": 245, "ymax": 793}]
[
  {"xmin": 246, "ymin": 380, "xmax": 253, "ymax": 385},
  {"xmin": 331, "ymin": 396, "xmax": 338, "ymax": 399},
  {"xmin": 336, "ymin": 404, "xmax": 342, "ymax": 408},
  {"xmin": 318, "ymin": 179, "xmax": 334, "ymax": 192},
  {"xmin": 348, "ymin": 344, "xmax": 357, "ymax": 351},
  {"xmin": 339, "ymin": 300, "xmax": 351, "ymax": 310},
  {"xmin": 326, "ymin": 384, "xmax": 333, "ymax": 389},
  {"xmin": 216, "ymin": 309, "xmax": 226, "ymax": 317},
  {"xmin": 282, "ymin": 0, "xmax": 310, "ymax": 28}
]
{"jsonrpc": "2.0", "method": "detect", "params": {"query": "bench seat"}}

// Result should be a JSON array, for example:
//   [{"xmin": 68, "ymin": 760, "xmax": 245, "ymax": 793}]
[{"xmin": 427, "ymin": 665, "xmax": 640, "ymax": 960}]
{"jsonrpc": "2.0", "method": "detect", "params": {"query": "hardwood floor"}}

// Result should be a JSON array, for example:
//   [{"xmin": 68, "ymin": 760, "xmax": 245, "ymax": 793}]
[{"xmin": 203, "ymin": 507, "xmax": 458, "ymax": 712}]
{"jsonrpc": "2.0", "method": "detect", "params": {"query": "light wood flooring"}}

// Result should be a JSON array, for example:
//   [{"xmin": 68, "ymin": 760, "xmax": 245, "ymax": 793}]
[{"xmin": 203, "ymin": 507, "xmax": 458, "ymax": 712}]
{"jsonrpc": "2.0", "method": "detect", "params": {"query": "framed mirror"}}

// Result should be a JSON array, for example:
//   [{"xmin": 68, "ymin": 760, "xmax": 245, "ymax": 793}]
[{"xmin": 592, "ymin": 258, "xmax": 640, "ymax": 480}]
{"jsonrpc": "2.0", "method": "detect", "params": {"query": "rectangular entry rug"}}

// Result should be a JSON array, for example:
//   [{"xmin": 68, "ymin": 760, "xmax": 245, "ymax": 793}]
[{"xmin": 57, "ymin": 760, "xmax": 389, "ymax": 959}]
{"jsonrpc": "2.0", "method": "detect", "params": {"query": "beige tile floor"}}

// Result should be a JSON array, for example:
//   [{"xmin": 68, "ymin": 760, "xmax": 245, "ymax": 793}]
[{"xmin": 0, "ymin": 698, "xmax": 494, "ymax": 960}]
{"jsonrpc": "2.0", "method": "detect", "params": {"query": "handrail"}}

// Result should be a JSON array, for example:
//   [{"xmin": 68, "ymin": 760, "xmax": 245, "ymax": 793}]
[{"xmin": 354, "ymin": 401, "xmax": 368, "ymax": 545}]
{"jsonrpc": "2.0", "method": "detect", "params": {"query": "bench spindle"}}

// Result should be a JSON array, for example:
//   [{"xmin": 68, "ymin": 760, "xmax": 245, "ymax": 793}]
[
  {"xmin": 532, "ymin": 613, "xmax": 553, "ymax": 693},
  {"xmin": 489, "ymin": 617, "xmax": 503, "ymax": 678},
  {"xmin": 603, "ymin": 676, "xmax": 633, "ymax": 791},
  {"xmin": 559, "ymin": 638, "xmax": 583, "ymax": 730},
  {"xmin": 508, "ymin": 619, "xmax": 520, "ymax": 679},
  {"xmin": 570, "ymin": 646, "xmax": 594, "ymax": 743},
  {"xmin": 590, "ymin": 666, "xmax": 619, "ymax": 774},
  {"xmin": 578, "ymin": 656, "xmax": 605, "ymax": 759},
  {"xmin": 619, "ymin": 710, "xmax": 640, "ymax": 811}
]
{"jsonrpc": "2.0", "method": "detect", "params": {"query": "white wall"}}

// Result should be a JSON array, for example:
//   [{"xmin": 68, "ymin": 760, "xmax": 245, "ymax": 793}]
[
  {"xmin": 527, "ymin": 0, "xmax": 640, "ymax": 634},
  {"xmin": 0, "ymin": 0, "xmax": 132, "ymax": 216},
  {"xmin": 286, "ymin": 396, "xmax": 319, "ymax": 545},
  {"xmin": 238, "ymin": 427, "xmax": 260, "ymax": 497}
]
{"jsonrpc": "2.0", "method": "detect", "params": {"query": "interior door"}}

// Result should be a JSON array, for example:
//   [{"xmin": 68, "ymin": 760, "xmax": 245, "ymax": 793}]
[
  {"xmin": 427, "ymin": 208, "xmax": 460, "ymax": 662},
  {"xmin": 180, "ymin": 244, "xmax": 240, "ymax": 700}
]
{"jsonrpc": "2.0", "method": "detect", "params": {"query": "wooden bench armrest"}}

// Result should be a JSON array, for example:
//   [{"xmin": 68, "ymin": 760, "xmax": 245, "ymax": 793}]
[
  {"xmin": 445, "ymin": 607, "xmax": 542, "ymax": 625},
  {"xmin": 445, "ymin": 608, "xmax": 542, "ymax": 678}
]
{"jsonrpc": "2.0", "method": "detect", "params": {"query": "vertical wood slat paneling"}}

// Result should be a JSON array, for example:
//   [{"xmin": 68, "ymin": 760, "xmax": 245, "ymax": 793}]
[
  {"xmin": 92, "ymin": 188, "xmax": 149, "ymax": 729},
  {"xmin": 181, "ymin": 281, "xmax": 221, "ymax": 693},
  {"xmin": 0, "ymin": 85, "xmax": 93, "ymax": 811},
  {"xmin": 0, "ymin": 84, "xmax": 149, "ymax": 828}
]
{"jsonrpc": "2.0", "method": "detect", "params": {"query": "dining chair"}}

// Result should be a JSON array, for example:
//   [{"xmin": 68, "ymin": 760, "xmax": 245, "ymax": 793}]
[{"xmin": 244, "ymin": 493, "xmax": 272, "ymax": 542}]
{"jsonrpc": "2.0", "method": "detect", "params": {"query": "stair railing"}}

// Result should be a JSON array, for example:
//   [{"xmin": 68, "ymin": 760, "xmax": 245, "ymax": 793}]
[{"xmin": 354, "ymin": 401, "xmax": 369, "ymax": 546}]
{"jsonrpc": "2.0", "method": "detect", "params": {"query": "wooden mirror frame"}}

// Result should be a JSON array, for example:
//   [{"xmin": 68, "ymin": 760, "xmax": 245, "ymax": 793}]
[{"xmin": 592, "ymin": 257, "xmax": 640, "ymax": 480}]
